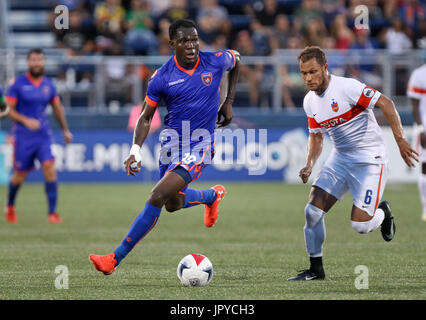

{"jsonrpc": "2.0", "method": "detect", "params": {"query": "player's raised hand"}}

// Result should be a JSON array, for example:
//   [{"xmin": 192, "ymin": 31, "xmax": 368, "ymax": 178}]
[
  {"xmin": 124, "ymin": 154, "xmax": 141, "ymax": 176},
  {"xmin": 299, "ymin": 165, "xmax": 313, "ymax": 184},
  {"xmin": 397, "ymin": 137, "xmax": 419, "ymax": 168}
]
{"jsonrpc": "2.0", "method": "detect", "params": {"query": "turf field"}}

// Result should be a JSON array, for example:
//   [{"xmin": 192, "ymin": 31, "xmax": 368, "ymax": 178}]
[{"xmin": 0, "ymin": 182, "xmax": 425, "ymax": 300}]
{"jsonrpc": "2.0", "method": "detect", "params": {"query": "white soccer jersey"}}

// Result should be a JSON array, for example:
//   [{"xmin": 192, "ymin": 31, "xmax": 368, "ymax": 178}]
[
  {"xmin": 407, "ymin": 64, "xmax": 426, "ymax": 127},
  {"xmin": 303, "ymin": 74, "xmax": 386, "ymax": 164}
]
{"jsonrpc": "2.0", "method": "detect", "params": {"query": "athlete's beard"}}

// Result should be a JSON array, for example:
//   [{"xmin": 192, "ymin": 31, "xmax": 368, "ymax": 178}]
[
  {"xmin": 29, "ymin": 67, "xmax": 44, "ymax": 79},
  {"xmin": 315, "ymin": 71, "xmax": 330, "ymax": 96}
]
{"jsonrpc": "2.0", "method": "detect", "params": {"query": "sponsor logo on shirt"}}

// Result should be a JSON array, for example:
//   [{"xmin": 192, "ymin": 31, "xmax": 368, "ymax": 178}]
[{"xmin": 169, "ymin": 79, "xmax": 185, "ymax": 86}]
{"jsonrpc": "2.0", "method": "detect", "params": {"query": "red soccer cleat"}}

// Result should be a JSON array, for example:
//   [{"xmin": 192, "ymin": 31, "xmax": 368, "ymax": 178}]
[
  {"xmin": 48, "ymin": 213, "xmax": 63, "ymax": 224},
  {"xmin": 204, "ymin": 185, "xmax": 226, "ymax": 228},
  {"xmin": 5, "ymin": 205, "xmax": 17, "ymax": 223},
  {"xmin": 89, "ymin": 253, "xmax": 117, "ymax": 275}
]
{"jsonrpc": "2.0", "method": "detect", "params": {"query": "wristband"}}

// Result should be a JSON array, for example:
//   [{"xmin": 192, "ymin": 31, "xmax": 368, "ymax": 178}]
[{"xmin": 129, "ymin": 144, "xmax": 142, "ymax": 162}]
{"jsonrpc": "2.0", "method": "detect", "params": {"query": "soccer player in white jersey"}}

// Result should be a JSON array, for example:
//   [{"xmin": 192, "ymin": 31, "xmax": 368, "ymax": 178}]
[
  {"xmin": 288, "ymin": 46, "xmax": 419, "ymax": 281},
  {"xmin": 408, "ymin": 62, "xmax": 426, "ymax": 221}
]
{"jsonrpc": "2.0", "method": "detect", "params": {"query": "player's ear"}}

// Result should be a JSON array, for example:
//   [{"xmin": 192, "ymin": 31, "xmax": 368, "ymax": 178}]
[{"xmin": 169, "ymin": 39, "xmax": 176, "ymax": 50}]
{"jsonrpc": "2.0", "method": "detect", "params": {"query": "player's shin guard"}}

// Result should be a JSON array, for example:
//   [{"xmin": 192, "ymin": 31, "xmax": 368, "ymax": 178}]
[
  {"xmin": 44, "ymin": 181, "xmax": 57, "ymax": 214},
  {"xmin": 182, "ymin": 188, "xmax": 216, "ymax": 208},
  {"xmin": 113, "ymin": 202, "xmax": 161, "ymax": 266},
  {"xmin": 303, "ymin": 204, "xmax": 326, "ymax": 258},
  {"xmin": 350, "ymin": 208, "xmax": 384, "ymax": 234}
]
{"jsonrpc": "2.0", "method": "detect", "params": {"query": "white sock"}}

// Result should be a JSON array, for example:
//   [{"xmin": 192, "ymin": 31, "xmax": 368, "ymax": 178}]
[
  {"xmin": 418, "ymin": 174, "xmax": 426, "ymax": 214},
  {"xmin": 351, "ymin": 209, "xmax": 385, "ymax": 234}
]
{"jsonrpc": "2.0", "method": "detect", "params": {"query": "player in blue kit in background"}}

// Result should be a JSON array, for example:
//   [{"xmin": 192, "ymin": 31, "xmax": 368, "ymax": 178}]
[
  {"xmin": 4, "ymin": 48, "xmax": 73, "ymax": 224},
  {"xmin": 0, "ymin": 85, "xmax": 9, "ymax": 118},
  {"xmin": 90, "ymin": 19, "xmax": 240, "ymax": 275}
]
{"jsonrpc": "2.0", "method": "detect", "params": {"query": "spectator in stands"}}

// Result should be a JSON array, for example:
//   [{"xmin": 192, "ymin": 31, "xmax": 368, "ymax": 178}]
[
  {"xmin": 303, "ymin": 17, "xmax": 328, "ymax": 47},
  {"xmin": 321, "ymin": 0, "xmax": 347, "ymax": 28},
  {"xmin": 269, "ymin": 14, "xmax": 292, "ymax": 52},
  {"xmin": 330, "ymin": 13, "xmax": 354, "ymax": 50},
  {"xmin": 245, "ymin": 0, "xmax": 279, "ymax": 29},
  {"xmin": 384, "ymin": 17, "xmax": 413, "ymax": 55},
  {"xmin": 250, "ymin": 19, "xmax": 272, "ymax": 56},
  {"xmin": 145, "ymin": 0, "xmax": 172, "ymax": 18},
  {"xmin": 94, "ymin": 0, "xmax": 126, "ymax": 54},
  {"xmin": 123, "ymin": 0, "xmax": 158, "ymax": 55},
  {"xmin": 234, "ymin": 30, "xmax": 264, "ymax": 107},
  {"xmin": 293, "ymin": 0, "xmax": 323, "ymax": 34},
  {"xmin": 197, "ymin": 11, "xmax": 221, "ymax": 51},
  {"xmin": 196, "ymin": 0, "xmax": 231, "ymax": 36},
  {"xmin": 157, "ymin": 0, "xmax": 192, "ymax": 25},
  {"xmin": 398, "ymin": 0, "xmax": 425, "ymax": 38}
]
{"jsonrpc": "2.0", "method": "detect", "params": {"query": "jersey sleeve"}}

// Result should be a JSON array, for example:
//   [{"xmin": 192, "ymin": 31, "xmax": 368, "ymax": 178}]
[
  {"xmin": 214, "ymin": 50, "xmax": 236, "ymax": 72},
  {"xmin": 346, "ymin": 78, "xmax": 381, "ymax": 110},
  {"xmin": 50, "ymin": 81, "xmax": 60, "ymax": 104},
  {"xmin": 5, "ymin": 78, "xmax": 19, "ymax": 103},
  {"xmin": 303, "ymin": 95, "xmax": 324, "ymax": 134},
  {"xmin": 407, "ymin": 69, "xmax": 424, "ymax": 100},
  {"xmin": 145, "ymin": 70, "xmax": 164, "ymax": 107}
]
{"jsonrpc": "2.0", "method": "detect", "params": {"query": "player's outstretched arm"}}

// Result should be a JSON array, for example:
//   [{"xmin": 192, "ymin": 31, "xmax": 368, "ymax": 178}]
[
  {"xmin": 217, "ymin": 50, "xmax": 240, "ymax": 128},
  {"xmin": 299, "ymin": 132, "xmax": 323, "ymax": 184},
  {"xmin": 51, "ymin": 98, "xmax": 73, "ymax": 144},
  {"xmin": 376, "ymin": 94, "xmax": 419, "ymax": 167},
  {"xmin": 124, "ymin": 101, "xmax": 156, "ymax": 176}
]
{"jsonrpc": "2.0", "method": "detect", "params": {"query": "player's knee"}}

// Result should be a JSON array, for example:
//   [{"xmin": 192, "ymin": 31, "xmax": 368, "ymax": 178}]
[
  {"xmin": 304, "ymin": 204, "xmax": 325, "ymax": 228},
  {"xmin": 147, "ymin": 190, "xmax": 169, "ymax": 208},
  {"xmin": 350, "ymin": 220, "xmax": 371, "ymax": 234}
]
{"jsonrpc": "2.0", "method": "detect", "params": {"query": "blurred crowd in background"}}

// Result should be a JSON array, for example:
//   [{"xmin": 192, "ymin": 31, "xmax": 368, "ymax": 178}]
[{"xmin": 48, "ymin": 0, "xmax": 426, "ymax": 108}]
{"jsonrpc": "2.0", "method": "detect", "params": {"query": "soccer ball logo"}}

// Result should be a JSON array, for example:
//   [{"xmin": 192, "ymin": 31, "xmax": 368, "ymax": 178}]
[{"xmin": 177, "ymin": 254, "xmax": 213, "ymax": 287}]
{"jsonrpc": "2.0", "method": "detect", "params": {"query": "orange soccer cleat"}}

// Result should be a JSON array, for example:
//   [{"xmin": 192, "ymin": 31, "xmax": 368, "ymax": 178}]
[
  {"xmin": 48, "ymin": 213, "xmax": 63, "ymax": 224},
  {"xmin": 5, "ymin": 205, "xmax": 17, "ymax": 223},
  {"xmin": 204, "ymin": 185, "xmax": 226, "ymax": 228},
  {"xmin": 89, "ymin": 253, "xmax": 117, "ymax": 275}
]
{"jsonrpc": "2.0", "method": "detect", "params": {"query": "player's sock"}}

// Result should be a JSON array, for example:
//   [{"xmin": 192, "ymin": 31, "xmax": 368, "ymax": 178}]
[
  {"xmin": 44, "ymin": 181, "xmax": 57, "ymax": 214},
  {"xmin": 309, "ymin": 256, "xmax": 324, "ymax": 274},
  {"xmin": 350, "ymin": 209, "xmax": 384, "ymax": 233},
  {"xmin": 303, "ymin": 204, "xmax": 326, "ymax": 258},
  {"xmin": 418, "ymin": 174, "xmax": 426, "ymax": 214},
  {"xmin": 113, "ymin": 202, "xmax": 161, "ymax": 266},
  {"xmin": 7, "ymin": 182, "xmax": 21, "ymax": 206},
  {"xmin": 182, "ymin": 188, "xmax": 217, "ymax": 208}
]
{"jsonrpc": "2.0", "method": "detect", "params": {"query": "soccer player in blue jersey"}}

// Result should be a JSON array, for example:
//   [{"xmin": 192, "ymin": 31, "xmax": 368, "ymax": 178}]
[
  {"xmin": 90, "ymin": 19, "xmax": 240, "ymax": 275},
  {"xmin": 0, "ymin": 85, "xmax": 8, "ymax": 118},
  {"xmin": 4, "ymin": 48, "xmax": 73, "ymax": 223}
]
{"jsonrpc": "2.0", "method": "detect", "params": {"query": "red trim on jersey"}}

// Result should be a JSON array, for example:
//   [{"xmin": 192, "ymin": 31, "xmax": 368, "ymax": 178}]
[
  {"xmin": 6, "ymin": 96, "xmax": 17, "ymax": 103},
  {"xmin": 408, "ymin": 86, "xmax": 426, "ymax": 94},
  {"xmin": 308, "ymin": 116, "xmax": 321, "ymax": 129},
  {"xmin": 373, "ymin": 164, "xmax": 384, "ymax": 214},
  {"xmin": 50, "ymin": 96, "xmax": 60, "ymax": 104},
  {"xmin": 173, "ymin": 56, "xmax": 200, "ymax": 76},
  {"xmin": 226, "ymin": 50, "xmax": 236, "ymax": 68},
  {"xmin": 316, "ymin": 104, "xmax": 365, "ymax": 129},
  {"xmin": 356, "ymin": 86, "xmax": 376, "ymax": 109},
  {"xmin": 145, "ymin": 96, "xmax": 159, "ymax": 108},
  {"xmin": 26, "ymin": 72, "xmax": 43, "ymax": 87}
]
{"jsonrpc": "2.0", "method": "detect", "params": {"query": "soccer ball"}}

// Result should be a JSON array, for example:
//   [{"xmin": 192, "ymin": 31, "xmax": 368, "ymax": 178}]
[{"xmin": 177, "ymin": 254, "xmax": 213, "ymax": 287}]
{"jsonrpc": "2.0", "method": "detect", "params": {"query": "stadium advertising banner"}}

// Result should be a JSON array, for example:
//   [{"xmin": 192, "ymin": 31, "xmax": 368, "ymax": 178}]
[{"xmin": 0, "ymin": 127, "xmax": 420, "ymax": 184}]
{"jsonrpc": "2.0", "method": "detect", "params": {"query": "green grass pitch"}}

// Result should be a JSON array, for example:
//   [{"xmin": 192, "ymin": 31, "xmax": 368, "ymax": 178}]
[{"xmin": 0, "ymin": 182, "xmax": 425, "ymax": 300}]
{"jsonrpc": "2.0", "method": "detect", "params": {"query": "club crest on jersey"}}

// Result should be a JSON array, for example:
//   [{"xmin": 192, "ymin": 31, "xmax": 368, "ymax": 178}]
[
  {"xmin": 201, "ymin": 72, "xmax": 212, "ymax": 86},
  {"xmin": 331, "ymin": 99, "xmax": 339, "ymax": 112}
]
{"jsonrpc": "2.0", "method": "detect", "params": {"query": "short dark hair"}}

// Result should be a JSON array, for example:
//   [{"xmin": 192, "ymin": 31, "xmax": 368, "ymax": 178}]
[
  {"xmin": 27, "ymin": 48, "xmax": 44, "ymax": 59},
  {"xmin": 169, "ymin": 19, "xmax": 197, "ymax": 40},
  {"xmin": 298, "ymin": 46, "xmax": 327, "ymax": 66}
]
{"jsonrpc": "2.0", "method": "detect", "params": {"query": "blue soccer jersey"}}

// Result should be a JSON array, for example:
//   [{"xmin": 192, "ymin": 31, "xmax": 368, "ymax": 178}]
[
  {"xmin": 145, "ymin": 50, "xmax": 236, "ymax": 185},
  {"xmin": 6, "ymin": 73, "xmax": 59, "ymax": 171},
  {"xmin": 6, "ymin": 73, "xmax": 59, "ymax": 137}
]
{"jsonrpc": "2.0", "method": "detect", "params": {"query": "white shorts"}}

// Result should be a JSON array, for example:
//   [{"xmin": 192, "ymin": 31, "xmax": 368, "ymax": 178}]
[{"xmin": 313, "ymin": 154, "xmax": 388, "ymax": 216}]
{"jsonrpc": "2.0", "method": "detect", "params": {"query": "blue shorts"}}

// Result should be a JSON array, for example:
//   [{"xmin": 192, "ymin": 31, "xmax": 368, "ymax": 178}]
[{"xmin": 13, "ymin": 134, "xmax": 54, "ymax": 172}]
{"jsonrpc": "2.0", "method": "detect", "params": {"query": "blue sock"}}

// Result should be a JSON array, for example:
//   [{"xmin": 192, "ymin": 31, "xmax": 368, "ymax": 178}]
[
  {"xmin": 7, "ymin": 182, "xmax": 21, "ymax": 206},
  {"xmin": 114, "ymin": 202, "xmax": 161, "ymax": 266},
  {"xmin": 44, "ymin": 181, "xmax": 57, "ymax": 214},
  {"xmin": 183, "ymin": 188, "xmax": 217, "ymax": 208}
]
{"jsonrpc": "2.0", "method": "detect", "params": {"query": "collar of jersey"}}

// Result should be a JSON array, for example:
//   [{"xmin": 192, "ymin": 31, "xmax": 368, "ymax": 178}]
[
  {"xmin": 26, "ymin": 72, "xmax": 43, "ymax": 87},
  {"xmin": 173, "ymin": 55, "xmax": 200, "ymax": 76}
]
